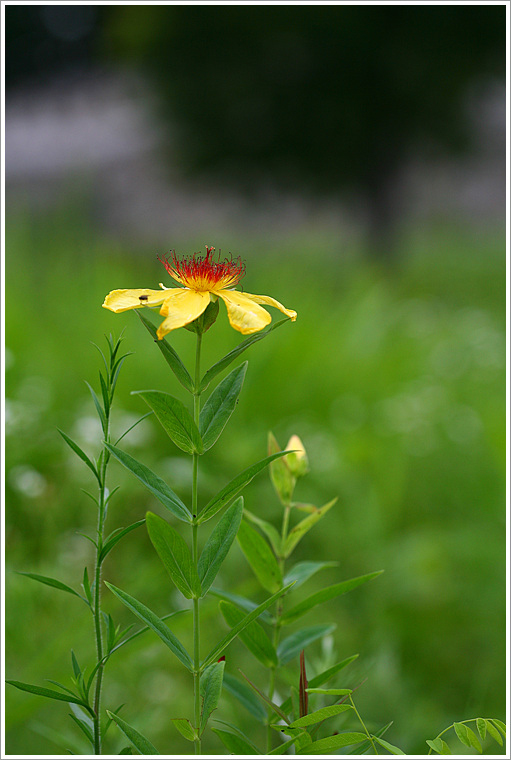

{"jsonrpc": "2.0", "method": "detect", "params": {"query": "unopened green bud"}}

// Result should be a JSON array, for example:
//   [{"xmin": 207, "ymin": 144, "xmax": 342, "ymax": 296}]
[
  {"xmin": 268, "ymin": 431, "xmax": 295, "ymax": 505},
  {"xmin": 285, "ymin": 435, "xmax": 309, "ymax": 478}
]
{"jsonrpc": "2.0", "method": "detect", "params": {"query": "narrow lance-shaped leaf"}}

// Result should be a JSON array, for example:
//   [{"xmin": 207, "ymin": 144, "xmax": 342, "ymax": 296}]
[
  {"xmin": 238, "ymin": 670, "xmax": 290, "ymax": 724},
  {"xmin": 281, "ymin": 571, "xmax": 384, "ymax": 625},
  {"xmin": 288, "ymin": 704, "xmax": 352, "ymax": 728},
  {"xmin": 372, "ymin": 736, "xmax": 406, "ymax": 754},
  {"xmin": 199, "ymin": 318, "xmax": 290, "ymax": 393},
  {"xmin": 219, "ymin": 601, "xmax": 278, "ymax": 668},
  {"xmin": 198, "ymin": 497, "xmax": 243, "ymax": 596},
  {"xmin": 212, "ymin": 728, "xmax": 260, "ymax": 755},
  {"xmin": 133, "ymin": 390, "xmax": 203, "ymax": 455},
  {"xmin": 99, "ymin": 519, "xmax": 146, "ymax": 564},
  {"xmin": 202, "ymin": 582, "xmax": 294, "ymax": 669},
  {"xmin": 222, "ymin": 672, "xmax": 267, "ymax": 722},
  {"xmin": 213, "ymin": 719, "xmax": 262, "ymax": 753},
  {"xmin": 277, "ymin": 623, "xmax": 336, "ymax": 665},
  {"xmin": 237, "ymin": 520, "xmax": 282, "ymax": 593},
  {"xmin": 199, "ymin": 362, "xmax": 247, "ymax": 451},
  {"xmin": 84, "ymin": 381, "xmax": 107, "ymax": 435},
  {"xmin": 307, "ymin": 732, "xmax": 367, "ymax": 753},
  {"xmin": 198, "ymin": 451, "xmax": 289, "ymax": 524},
  {"xmin": 104, "ymin": 582, "xmax": 193, "ymax": 671},
  {"xmin": 283, "ymin": 498, "xmax": 337, "ymax": 557},
  {"xmin": 200, "ymin": 660, "xmax": 225, "ymax": 735},
  {"xmin": 58, "ymin": 429, "xmax": 100, "ymax": 484},
  {"xmin": 146, "ymin": 512, "xmax": 201, "ymax": 599},
  {"xmin": 106, "ymin": 711, "xmax": 159, "ymax": 755},
  {"xmin": 244, "ymin": 508, "xmax": 282, "ymax": 557},
  {"xmin": 6, "ymin": 681, "xmax": 93, "ymax": 714},
  {"xmin": 136, "ymin": 310, "xmax": 194, "ymax": 393},
  {"xmin": 283, "ymin": 560, "xmax": 339, "ymax": 590},
  {"xmin": 105, "ymin": 443, "xmax": 191, "ymax": 523},
  {"xmin": 16, "ymin": 572, "xmax": 88, "ymax": 605}
]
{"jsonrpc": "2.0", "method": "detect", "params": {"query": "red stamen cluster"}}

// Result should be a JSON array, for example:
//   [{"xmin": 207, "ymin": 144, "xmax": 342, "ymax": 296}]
[{"xmin": 159, "ymin": 246, "xmax": 246, "ymax": 291}]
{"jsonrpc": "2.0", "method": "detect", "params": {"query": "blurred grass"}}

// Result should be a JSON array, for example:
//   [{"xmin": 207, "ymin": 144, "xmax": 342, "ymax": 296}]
[{"xmin": 5, "ymin": 200, "xmax": 506, "ymax": 755}]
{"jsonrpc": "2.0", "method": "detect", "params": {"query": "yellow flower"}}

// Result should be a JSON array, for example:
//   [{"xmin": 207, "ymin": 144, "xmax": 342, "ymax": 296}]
[{"xmin": 102, "ymin": 247, "xmax": 297, "ymax": 340}]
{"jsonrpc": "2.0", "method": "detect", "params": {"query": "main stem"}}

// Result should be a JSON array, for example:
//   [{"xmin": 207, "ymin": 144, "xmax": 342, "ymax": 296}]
[
  {"xmin": 192, "ymin": 332, "xmax": 203, "ymax": 754},
  {"xmin": 266, "ymin": 501, "xmax": 292, "ymax": 753},
  {"xmin": 93, "ymin": 430, "xmax": 110, "ymax": 754}
]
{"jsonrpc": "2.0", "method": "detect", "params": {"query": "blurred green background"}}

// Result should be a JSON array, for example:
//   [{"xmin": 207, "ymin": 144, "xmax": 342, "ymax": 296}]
[{"xmin": 4, "ymin": 4, "xmax": 506, "ymax": 756}]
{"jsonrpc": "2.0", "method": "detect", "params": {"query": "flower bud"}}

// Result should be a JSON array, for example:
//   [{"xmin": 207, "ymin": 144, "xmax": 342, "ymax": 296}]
[
  {"xmin": 285, "ymin": 435, "xmax": 309, "ymax": 478},
  {"xmin": 268, "ymin": 431, "xmax": 295, "ymax": 505}
]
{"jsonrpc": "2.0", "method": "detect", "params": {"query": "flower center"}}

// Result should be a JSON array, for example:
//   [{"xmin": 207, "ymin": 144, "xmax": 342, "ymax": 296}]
[{"xmin": 159, "ymin": 246, "xmax": 246, "ymax": 291}]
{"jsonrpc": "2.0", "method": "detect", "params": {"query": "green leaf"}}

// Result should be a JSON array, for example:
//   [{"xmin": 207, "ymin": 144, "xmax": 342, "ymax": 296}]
[
  {"xmin": 222, "ymin": 672, "xmax": 267, "ymax": 722},
  {"xmin": 82, "ymin": 568, "xmax": 92, "ymax": 606},
  {"xmin": 6, "ymin": 681, "xmax": 92, "ymax": 713},
  {"xmin": 212, "ymin": 728, "xmax": 260, "ymax": 755},
  {"xmin": 219, "ymin": 600, "xmax": 278, "ymax": 667},
  {"xmin": 210, "ymin": 587, "xmax": 274, "ymax": 624},
  {"xmin": 307, "ymin": 655, "xmax": 359, "ymax": 688},
  {"xmin": 490, "ymin": 718, "xmax": 506, "ymax": 737},
  {"xmin": 454, "ymin": 722, "xmax": 471, "ymax": 748},
  {"xmin": 268, "ymin": 733, "xmax": 308, "ymax": 754},
  {"xmin": 199, "ymin": 363, "xmax": 247, "ymax": 450},
  {"xmin": 198, "ymin": 452, "xmax": 289, "ymax": 524},
  {"xmin": 58, "ymin": 430, "xmax": 100, "ymax": 484},
  {"xmin": 105, "ymin": 443, "xmax": 191, "ymax": 523},
  {"xmin": 136, "ymin": 310, "xmax": 194, "ymax": 393},
  {"xmin": 68, "ymin": 704, "xmax": 94, "ymax": 746},
  {"xmin": 372, "ymin": 735, "xmax": 406, "ymax": 754},
  {"xmin": 244, "ymin": 509, "xmax": 282, "ymax": 557},
  {"xmin": 238, "ymin": 670, "xmax": 290, "ymax": 724},
  {"xmin": 84, "ymin": 381, "xmax": 107, "ymax": 434},
  {"xmin": 237, "ymin": 520, "xmax": 282, "ymax": 593},
  {"xmin": 200, "ymin": 660, "xmax": 225, "ymax": 735},
  {"xmin": 134, "ymin": 390, "xmax": 203, "ymax": 454},
  {"xmin": 146, "ymin": 512, "xmax": 201, "ymax": 599},
  {"xmin": 16, "ymin": 572, "xmax": 88, "ymax": 605},
  {"xmin": 213, "ymin": 719, "xmax": 263, "ymax": 753},
  {"xmin": 202, "ymin": 583, "xmax": 294, "ymax": 668},
  {"xmin": 106, "ymin": 711, "xmax": 159, "ymax": 755},
  {"xmin": 350, "ymin": 721, "xmax": 394, "ymax": 755},
  {"xmin": 199, "ymin": 318, "xmax": 290, "ymax": 393},
  {"xmin": 281, "ymin": 571, "xmax": 383, "ymax": 625},
  {"xmin": 476, "ymin": 718, "xmax": 486, "ymax": 740},
  {"xmin": 486, "ymin": 720, "xmax": 502, "ymax": 747},
  {"xmin": 306, "ymin": 688, "xmax": 352, "ymax": 696},
  {"xmin": 283, "ymin": 498, "xmax": 337, "ymax": 557},
  {"xmin": 104, "ymin": 582, "xmax": 193, "ymax": 671},
  {"xmin": 284, "ymin": 561, "xmax": 338, "ymax": 590},
  {"xmin": 198, "ymin": 497, "xmax": 243, "ymax": 596},
  {"xmin": 307, "ymin": 732, "xmax": 366, "ymax": 753},
  {"xmin": 277, "ymin": 624, "xmax": 336, "ymax": 665},
  {"xmin": 426, "ymin": 738, "xmax": 444, "ymax": 754},
  {"xmin": 439, "ymin": 740, "xmax": 452, "ymax": 754},
  {"xmin": 465, "ymin": 725, "xmax": 482, "ymax": 753},
  {"xmin": 171, "ymin": 719, "xmax": 197, "ymax": 742},
  {"xmin": 289, "ymin": 704, "xmax": 352, "ymax": 727},
  {"xmin": 485, "ymin": 720, "xmax": 503, "ymax": 746},
  {"xmin": 99, "ymin": 520, "xmax": 146, "ymax": 563}
]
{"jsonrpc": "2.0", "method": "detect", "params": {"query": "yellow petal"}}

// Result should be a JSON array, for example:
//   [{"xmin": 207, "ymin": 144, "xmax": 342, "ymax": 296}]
[
  {"xmin": 242, "ymin": 292, "xmax": 297, "ymax": 321},
  {"xmin": 102, "ymin": 288, "xmax": 170, "ymax": 313},
  {"xmin": 216, "ymin": 289, "xmax": 272, "ymax": 334},
  {"xmin": 156, "ymin": 289, "xmax": 211, "ymax": 339}
]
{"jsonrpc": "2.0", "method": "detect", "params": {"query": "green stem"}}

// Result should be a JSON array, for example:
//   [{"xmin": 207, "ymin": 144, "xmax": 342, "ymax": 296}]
[
  {"xmin": 192, "ymin": 332, "xmax": 203, "ymax": 754},
  {"xmin": 266, "ymin": 502, "xmax": 291, "ymax": 753},
  {"xmin": 350, "ymin": 695, "xmax": 378, "ymax": 755},
  {"xmin": 92, "ymin": 429, "xmax": 110, "ymax": 753}
]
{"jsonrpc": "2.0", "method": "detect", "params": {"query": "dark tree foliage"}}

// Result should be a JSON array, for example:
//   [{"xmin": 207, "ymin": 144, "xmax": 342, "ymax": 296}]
[{"xmin": 107, "ymin": 4, "xmax": 505, "ymax": 248}]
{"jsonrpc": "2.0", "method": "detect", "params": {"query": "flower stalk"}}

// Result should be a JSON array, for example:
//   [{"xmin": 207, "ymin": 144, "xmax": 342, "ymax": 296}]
[{"xmin": 192, "ymin": 331, "xmax": 203, "ymax": 754}]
